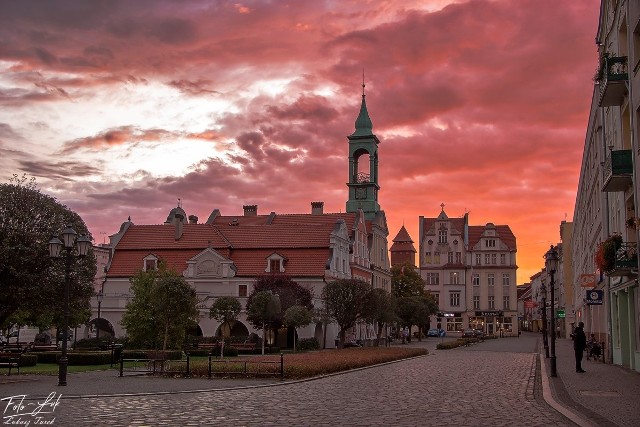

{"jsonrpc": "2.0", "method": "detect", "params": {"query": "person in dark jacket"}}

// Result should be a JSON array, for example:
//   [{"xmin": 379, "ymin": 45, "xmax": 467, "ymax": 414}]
[{"xmin": 573, "ymin": 322, "xmax": 587, "ymax": 373}]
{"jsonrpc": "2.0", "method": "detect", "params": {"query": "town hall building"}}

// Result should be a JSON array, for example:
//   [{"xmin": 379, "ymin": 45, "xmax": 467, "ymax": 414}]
[{"xmin": 90, "ymin": 89, "xmax": 392, "ymax": 348}]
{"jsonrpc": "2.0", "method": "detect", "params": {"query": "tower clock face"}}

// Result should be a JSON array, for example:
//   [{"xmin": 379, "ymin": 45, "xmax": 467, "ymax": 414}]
[{"xmin": 356, "ymin": 188, "xmax": 367, "ymax": 199}]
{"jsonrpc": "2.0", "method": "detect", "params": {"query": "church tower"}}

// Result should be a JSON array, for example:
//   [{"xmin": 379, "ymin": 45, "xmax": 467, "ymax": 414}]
[{"xmin": 346, "ymin": 79, "xmax": 381, "ymax": 220}]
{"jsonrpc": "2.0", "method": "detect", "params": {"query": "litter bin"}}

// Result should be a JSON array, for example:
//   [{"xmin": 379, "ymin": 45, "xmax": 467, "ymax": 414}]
[{"xmin": 111, "ymin": 343, "xmax": 123, "ymax": 367}]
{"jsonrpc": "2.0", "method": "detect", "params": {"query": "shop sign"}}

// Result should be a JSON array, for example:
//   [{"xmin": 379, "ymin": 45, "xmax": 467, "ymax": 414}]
[
  {"xmin": 475, "ymin": 310, "xmax": 503, "ymax": 317},
  {"xmin": 586, "ymin": 290, "xmax": 604, "ymax": 305},
  {"xmin": 556, "ymin": 310, "xmax": 565, "ymax": 318}
]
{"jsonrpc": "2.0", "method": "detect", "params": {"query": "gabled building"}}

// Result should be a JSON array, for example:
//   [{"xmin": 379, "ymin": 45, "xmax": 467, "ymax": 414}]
[
  {"xmin": 418, "ymin": 206, "xmax": 518, "ymax": 335},
  {"xmin": 90, "ymin": 89, "xmax": 392, "ymax": 347}
]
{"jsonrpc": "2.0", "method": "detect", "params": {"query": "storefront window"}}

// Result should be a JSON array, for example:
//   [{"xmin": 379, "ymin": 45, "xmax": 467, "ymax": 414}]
[
  {"xmin": 469, "ymin": 317, "xmax": 484, "ymax": 331},
  {"xmin": 446, "ymin": 317, "xmax": 463, "ymax": 332}
]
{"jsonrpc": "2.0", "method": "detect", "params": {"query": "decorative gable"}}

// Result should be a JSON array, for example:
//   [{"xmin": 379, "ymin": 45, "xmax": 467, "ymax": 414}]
[{"xmin": 185, "ymin": 248, "xmax": 236, "ymax": 278}]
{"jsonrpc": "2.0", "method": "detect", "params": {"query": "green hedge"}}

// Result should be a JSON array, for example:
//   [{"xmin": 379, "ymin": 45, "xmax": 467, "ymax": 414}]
[
  {"xmin": 31, "ymin": 352, "xmax": 59, "ymax": 364},
  {"xmin": 296, "ymin": 338, "xmax": 320, "ymax": 352},
  {"xmin": 31, "ymin": 352, "xmax": 112, "ymax": 365},
  {"xmin": 0, "ymin": 354, "xmax": 37, "ymax": 367}
]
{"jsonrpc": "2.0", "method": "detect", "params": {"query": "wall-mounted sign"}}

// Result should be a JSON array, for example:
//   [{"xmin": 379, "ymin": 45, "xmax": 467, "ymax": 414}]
[
  {"xmin": 524, "ymin": 300, "xmax": 536, "ymax": 308},
  {"xmin": 556, "ymin": 310, "xmax": 565, "ymax": 318},
  {"xmin": 579, "ymin": 274, "xmax": 596, "ymax": 288},
  {"xmin": 586, "ymin": 290, "xmax": 604, "ymax": 305},
  {"xmin": 475, "ymin": 311, "xmax": 504, "ymax": 317}
]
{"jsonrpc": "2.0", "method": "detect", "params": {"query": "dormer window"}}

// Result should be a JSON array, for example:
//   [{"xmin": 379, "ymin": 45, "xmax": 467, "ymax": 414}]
[
  {"xmin": 143, "ymin": 254, "xmax": 158, "ymax": 272},
  {"xmin": 486, "ymin": 239, "xmax": 496, "ymax": 248},
  {"xmin": 266, "ymin": 253, "xmax": 286, "ymax": 273}
]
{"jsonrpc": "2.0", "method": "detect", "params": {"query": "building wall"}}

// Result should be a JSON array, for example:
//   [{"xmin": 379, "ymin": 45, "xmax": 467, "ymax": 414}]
[{"xmin": 570, "ymin": 0, "xmax": 640, "ymax": 372}]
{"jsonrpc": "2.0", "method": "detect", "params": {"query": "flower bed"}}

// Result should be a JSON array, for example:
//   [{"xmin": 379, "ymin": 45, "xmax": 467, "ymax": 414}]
[{"xmin": 189, "ymin": 346, "xmax": 426, "ymax": 379}]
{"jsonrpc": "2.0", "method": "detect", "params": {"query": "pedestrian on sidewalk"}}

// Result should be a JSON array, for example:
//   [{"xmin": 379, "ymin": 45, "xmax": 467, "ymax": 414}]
[{"xmin": 573, "ymin": 321, "xmax": 587, "ymax": 373}]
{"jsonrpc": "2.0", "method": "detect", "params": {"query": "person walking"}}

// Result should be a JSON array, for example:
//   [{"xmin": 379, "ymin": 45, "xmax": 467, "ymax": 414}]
[{"xmin": 573, "ymin": 321, "xmax": 587, "ymax": 373}]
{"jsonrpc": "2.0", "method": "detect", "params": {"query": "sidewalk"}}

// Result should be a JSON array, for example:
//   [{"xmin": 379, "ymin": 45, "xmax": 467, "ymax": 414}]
[
  {"xmin": 0, "ymin": 369, "xmax": 278, "ymax": 399},
  {"xmin": 540, "ymin": 337, "xmax": 640, "ymax": 427}
]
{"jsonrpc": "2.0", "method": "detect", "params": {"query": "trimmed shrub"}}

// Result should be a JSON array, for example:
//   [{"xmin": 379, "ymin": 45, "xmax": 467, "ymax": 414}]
[
  {"xmin": 224, "ymin": 347, "xmax": 239, "ymax": 357},
  {"xmin": 32, "ymin": 352, "xmax": 60, "ymax": 364},
  {"xmin": 31, "ymin": 352, "xmax": 112, "ymax": 365},
  {"xmin": 68, "ymin": 352, "xmax": 111, "ymax": 365},
  {"xmin": 19, "ymin": 354, "xmax": 38, "ymax": 367},
  {"xmin": 0, "ymin": 353, "xmax": 37, "ymax": 367},
  {"xmin": 296, "ymin": 338, "xmax": 320, "ymax": 352}
]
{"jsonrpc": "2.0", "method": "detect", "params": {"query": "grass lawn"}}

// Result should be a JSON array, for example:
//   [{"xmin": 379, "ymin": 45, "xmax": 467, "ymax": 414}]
[{"xmin": 16, "ymin": 363, "xmax": 119, "ymax": 375}]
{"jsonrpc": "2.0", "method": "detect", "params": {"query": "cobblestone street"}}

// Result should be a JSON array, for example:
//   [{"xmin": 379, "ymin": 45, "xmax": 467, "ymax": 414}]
[{"xmin": 41, "ymin": 337, "xmax": 574, "ymax": 426}]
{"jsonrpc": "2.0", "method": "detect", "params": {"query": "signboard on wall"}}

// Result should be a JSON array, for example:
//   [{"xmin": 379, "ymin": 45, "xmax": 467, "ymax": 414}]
[
  {"xmin": 579, "ymin": 274, "xmax": 596, "ymax": 288},
  {"xmin": 586, "ymin": 290, "xmax": 604, "ymax": 305}
]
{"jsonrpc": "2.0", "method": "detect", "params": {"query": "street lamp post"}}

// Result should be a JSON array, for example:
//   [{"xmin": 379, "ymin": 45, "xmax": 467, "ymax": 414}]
[
  {"xmin": 545, "ymin": 245, "xmax": 559, "ymax": 377},
  {"xmin": 540, "ymin": 282, "xmax": 549, "ymax": 358},
  {"xmin": 48, "ymin": 226, "xmax": 91, "ymax": 386},
  {"xmin": 96, "ymin": 291, "xmax": 104, "ymax": 340}
]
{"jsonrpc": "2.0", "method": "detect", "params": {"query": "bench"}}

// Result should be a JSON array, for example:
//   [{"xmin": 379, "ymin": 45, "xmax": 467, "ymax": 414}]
[
  {"xmin": 197, "ymin": 343, "xmax": 222, "ymax": 351},
  {"xmin": 232, "ymin": 342, "xmax": 257, "ymax": 352},
  {"xmin": 1, "ymin": 342, "xmax": 30, "ymax": 353},
  {"xmin": 0, "ymin": 353, "xmax": 21, "ymax": 375},
  {"xmin": 30, "ymin": 344, "xmax": 59, "ymax": 352}
]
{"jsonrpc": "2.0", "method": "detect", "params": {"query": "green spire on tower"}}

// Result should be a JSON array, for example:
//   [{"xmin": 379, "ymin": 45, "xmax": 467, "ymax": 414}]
[{"xmin": 351, "ymin": 72, "xmax": 373, "ymax": 137}]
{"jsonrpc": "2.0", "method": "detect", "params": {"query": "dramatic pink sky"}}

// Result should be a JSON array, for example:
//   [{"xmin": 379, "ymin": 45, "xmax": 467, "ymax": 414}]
[{"xmin": 0, "ymin": 0, "xmax": 600, "ymax": 283}]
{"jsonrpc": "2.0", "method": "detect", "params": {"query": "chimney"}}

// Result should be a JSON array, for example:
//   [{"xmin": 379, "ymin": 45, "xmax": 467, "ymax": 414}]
[
  {"xmin": 243, "ymin": 205, "xmax": 257, "ymax": 216},
  {"xmin": 174, "ymin": 213, "xmax": 184, "ymax": 240},
  {"xmin": 188, "ymin": 215, "xmax": 198, "ymax": 224},
  {"xmin": 311, "ymin": 201, "xmax": 324, "ymax": 215}
]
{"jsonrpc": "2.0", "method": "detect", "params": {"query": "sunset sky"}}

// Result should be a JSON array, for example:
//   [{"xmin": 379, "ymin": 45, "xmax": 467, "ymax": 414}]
[{"xmin": 0, "ymin": 0, "xmax": 600, "ymax": 284}]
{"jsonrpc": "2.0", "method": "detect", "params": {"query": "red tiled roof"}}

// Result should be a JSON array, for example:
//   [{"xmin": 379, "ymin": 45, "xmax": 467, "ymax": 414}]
[
  {"xmin": 107, "ymin": 247, "xmax": 331, "ymax": 278},
  {"xmin": 108, "ymin": 215, "xmax": 351, "ymax": 278},
  {"xmin": 468, "ymin": 225, "xmax": 516, "ymax": 251},
  {"xmin": 392, "ymin": 225, "xmax": 414, "ymax": 243}
]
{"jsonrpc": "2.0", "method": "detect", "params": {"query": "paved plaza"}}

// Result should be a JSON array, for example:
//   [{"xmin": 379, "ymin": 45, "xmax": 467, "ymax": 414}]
[{"xmin": 1, "ymin": 332, "xmax": 638, "ymax": 426}]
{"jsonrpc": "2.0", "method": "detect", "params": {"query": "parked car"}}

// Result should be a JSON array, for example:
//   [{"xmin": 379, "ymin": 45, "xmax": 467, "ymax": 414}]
[
  {"xmin": 427, "ymin": 328, "xmax": 439, "ymax": 337},
  {"xmin": 462, "ymin": 328, "xmax": 477, "ymax": 338},
  {"xmin": 474, "ymin": 329, "xmax": 484, "ymax": 338}
]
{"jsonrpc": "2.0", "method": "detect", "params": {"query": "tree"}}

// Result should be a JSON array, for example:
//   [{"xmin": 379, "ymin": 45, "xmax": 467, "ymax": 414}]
[
  {"xmin": 391, "ymin": 261, "xmax": 426, "ymax": 298},
  {"xmin": 246, "ymin": 274, "xmax": 313, "ymax": 344},
  {"xmin": 283, "ymin": 305, "xmax": 313, "ymax": 352},
  {"xmin": 153, "ymin": 275, "xmax": 199, "ymax": 350},
  {"xmin": 209, "ymin": 296, "xmax": 242, "ymax": 338},
  {"xmin": 322, "ymin": 279, "xmax": 371, "ymax": 348},
  {"xmin": 395, "ymin": 294, "xmax": 437, "ymax": 341},
  {"xmin": 121, "ymin": 265, "xmax": 199, "ymax": 350},
  {"xmin": 362, "ymin": 288, "xmax": 397, "ymax": 346},
  {"xmin": 246, "ymin": 291, "xmax": 281, "ymax": 355},
  {"xmin": 0, "ymin": 175, "xmax": 96, "ymax": 329}
]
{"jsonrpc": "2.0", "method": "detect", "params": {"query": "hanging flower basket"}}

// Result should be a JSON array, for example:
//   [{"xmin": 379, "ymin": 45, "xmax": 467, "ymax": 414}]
[{"xmin": 595, "ymin": 234, "xmax": 622, "ymax": 273}]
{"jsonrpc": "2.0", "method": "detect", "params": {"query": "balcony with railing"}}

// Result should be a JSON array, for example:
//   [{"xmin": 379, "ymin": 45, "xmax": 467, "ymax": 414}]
[
  {"xmin": 602, "ymin": 149, "xmax": 633, "ymax": 192},
  {"xmin": 597, "ymin": 55, "xmax": 628, "ymax": 107},
  {"xmin": 609, "ymin": 242, "xmax": 638, "ymax": 277}
]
